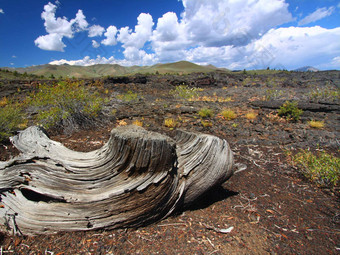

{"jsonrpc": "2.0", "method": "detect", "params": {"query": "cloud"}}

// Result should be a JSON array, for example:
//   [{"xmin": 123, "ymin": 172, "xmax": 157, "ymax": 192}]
[
  {"xmin": 152, "ymin": 12, "xmax": 180, "ymax": 42},
  {"xmin": 50, "ymin": 54, "xmax": 156, "ymax": 67},
  {"xmin": 101, "ymin": 25, "xmax": 118, "ymax": 46},
  {"xmin": 35, "ymin": 2, "xmax": 89, "ymax": 51},
  {"xmin": 212, "ymin": 26, "xmax": 340, "ymax": 70},
  {"xmin": 0, "ymin": 8, "xmax": 4, "ymax": 14},
  {"xmin": 41, "ymin": 2, "xmax": 74, "ymax": 38},
  {"xmin": 72, "ymin": 10, "xmax": 88, "ymax": 31},
  {"xmin": 298, "ymin": 7, "xmax": 335, "ymax": 26},
  {"xmin": 330, "ymin": 56, "xmax": 340, "ymax": 68},
  {"xmin": 47, "ymin": 0, "xmax": 340, "ymax": 70},
  {"xmin": 121, "ymin": 47, "xmax": 156, "ymax": 65},
  {"xmin": 92, "ymin": 40, "xmax": 100, "ymax": 48},
  {"xmin": 117, "ymin": 13, "xmax": 154, "ymax": 49},
  {"xmin": 116, "ymin": 13, "xmax": 154, "ymax": 62},
  {"xmin": 181, "ymin": 0, "xmax": 293, "ymax": 46},
  {"xmin": 88, "ymin": 25, "xmax": 105, "ymax": 37},
  {"xmin": 151, "ymin": 0, "xmax": 293, "ymax": 62},
  {"xmin": 35, "ymin": 33, "xmax": 66, "ymax": 52}
]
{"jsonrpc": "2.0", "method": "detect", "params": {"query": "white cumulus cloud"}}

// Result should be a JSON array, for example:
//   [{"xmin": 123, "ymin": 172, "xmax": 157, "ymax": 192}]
[
  {"xmin": 35, "ymin": 2, "xmax": 89, "ymax": 51},
  {"xmin": 40, "ymin": 2, "xmax": 73, "ymax": 38},
  {"xmin": 101, "ymin": 25, "xmax": 118, "ymax": 46},
  {"xmin": 47, "ymin": 0, "xmax": 340, "ymax": 70},
  {"xmin": 181, "ymin": 0, "xmax": 293, "ymax": 46},
  {"xmin": 92, "ymin": 40, "xmax": 100, "ymax": 48},
  {"xmin": 35, "ymin": 33, "xmax": 66, "ymax": 52},
  {"xmin": 215, "ymin": 26, "xmax": 340, "ymax": 70},
  {"xmin": 116, "ymin": 13, "xmax": 154, "ymax": 62},
  {"xmin": 117, "ymin": 13, "xmax": 154, "ymax": 49},
  {"xmin": 298, "ymin": 7, "xmax": 335, "ymax": 26},
  {"xmin": 72, "ymin": 10, "xmax": 88, "ymax": 31},
  {"xmin": 0, "ymin": 8, "xmax": 4, "ymax": 14},
  {"xmin": 88, "ymin": 25, "xmax": 105, "ymax": 37},
  {"xmin": 151, "ymin": 0, "xmax": 293, "ymax": 63}
]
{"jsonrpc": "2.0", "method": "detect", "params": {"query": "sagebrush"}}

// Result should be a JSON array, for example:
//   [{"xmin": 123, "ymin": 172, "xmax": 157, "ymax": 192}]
[
  {"xmin": 27, "ymin": 80, "xmax": 104, "ymax": 133},
  {"xmin": 278, "ymin": 101, "xmax": 303, "ymax": 122},
  {"xmin": 0, "ymin": 103, "xmax": 25, "ymax": 142},
  {"xmin": 288, "ymin": 149, "xmax": 339, "ymax": 188}
]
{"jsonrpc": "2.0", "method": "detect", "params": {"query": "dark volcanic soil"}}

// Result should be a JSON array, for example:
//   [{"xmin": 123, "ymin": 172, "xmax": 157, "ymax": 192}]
[{"xmin": 0, "ymin": 71, "xmax": 339, "ymax": 254}]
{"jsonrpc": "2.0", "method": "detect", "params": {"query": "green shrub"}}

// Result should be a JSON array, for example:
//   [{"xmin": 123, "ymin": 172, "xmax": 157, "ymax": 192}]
[
  {"xmin": 0, "ymin": 103, "xmax": 24, "ymax": 142},
  {"xmin": 288, "ymin": 149, "xmax": 339, "ymax": 188},
  {"xmin": 27, "ymin": 80, "xmax": 104, "ymax": 133},
  {"xmin": 198, "ymin": 108, "xmax": 214, "ymax": 118},
  {"xmin": 277, "ymin": 101, "xmax": 303, "ymax": 122},
  {"xmin": 170, "ymin": 85, "xmax": 198, "ymax": 100}
]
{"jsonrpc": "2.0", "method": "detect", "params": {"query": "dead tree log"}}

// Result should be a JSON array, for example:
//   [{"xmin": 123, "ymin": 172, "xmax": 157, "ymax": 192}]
[{"xmin": 0, "ymin": 125, "xmax": 234, "ymax": 235}]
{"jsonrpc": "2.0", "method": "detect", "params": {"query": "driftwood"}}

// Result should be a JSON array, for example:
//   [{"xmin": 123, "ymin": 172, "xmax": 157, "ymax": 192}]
[{"xmin": 0, "ymin": 125, "xmax": 234, "ymax": 235}]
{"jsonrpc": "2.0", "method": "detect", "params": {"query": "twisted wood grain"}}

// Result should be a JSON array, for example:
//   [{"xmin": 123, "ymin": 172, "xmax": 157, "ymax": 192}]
[{"xmin": 0, "ymin": 125, "xmax": 233, "ymax": 235}]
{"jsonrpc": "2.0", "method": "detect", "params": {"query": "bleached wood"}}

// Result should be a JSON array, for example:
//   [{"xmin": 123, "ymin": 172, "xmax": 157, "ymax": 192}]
[{"xmin": 0, "ymin": 125, "xmax": 233, "ymax": 235}]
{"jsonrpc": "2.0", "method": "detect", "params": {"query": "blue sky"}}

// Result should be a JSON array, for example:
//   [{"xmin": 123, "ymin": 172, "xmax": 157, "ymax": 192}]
[{"xmin": 0, "ymin": 0, "xmax": 339, "ymax": 70}]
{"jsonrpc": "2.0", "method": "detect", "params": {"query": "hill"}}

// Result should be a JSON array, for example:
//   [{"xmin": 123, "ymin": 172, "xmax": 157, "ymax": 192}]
[
  {"xmin": 294, "ymin": 66, "xmax": 319, "ymax": 72},
  {"xmin": 3, "ymin": 61, "xmax": 222, "ymax": 78}
]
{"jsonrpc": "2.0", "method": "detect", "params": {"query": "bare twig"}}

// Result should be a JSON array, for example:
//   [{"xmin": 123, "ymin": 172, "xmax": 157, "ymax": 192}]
[
  {"xmin": 203, "ymin": 223, "xmax": 234, "ymax": 234},
  {"xmin": 157, "ymin": 223, "xmax": 187, "ymax": 227}
]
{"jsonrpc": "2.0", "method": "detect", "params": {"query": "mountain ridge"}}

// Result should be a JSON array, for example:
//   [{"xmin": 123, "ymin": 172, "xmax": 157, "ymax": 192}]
[{"xmin": 4, "ymin": 61, "xmax": 224, "ymax": 78}]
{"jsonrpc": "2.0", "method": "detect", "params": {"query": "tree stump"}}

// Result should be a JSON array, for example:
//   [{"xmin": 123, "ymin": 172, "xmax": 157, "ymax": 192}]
[{"xmin": 0, "ymin": 125, "xmax": 234, "ymax": 235}]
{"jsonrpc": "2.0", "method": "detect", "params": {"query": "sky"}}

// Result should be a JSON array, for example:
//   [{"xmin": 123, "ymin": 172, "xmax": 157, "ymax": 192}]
[{"xmin": 0, "ymin": 0, "xmax": 339, "ymax": 70}]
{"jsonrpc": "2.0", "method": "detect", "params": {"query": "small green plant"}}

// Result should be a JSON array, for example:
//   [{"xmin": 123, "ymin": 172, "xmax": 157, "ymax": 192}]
[
  {"xmin": 198, "ymin": 108, "xmax": 214, "ymax": 118},
  {"xmin": 0, "ymin": 103, "xmax": 24, "ymax": 142},
  {"xmin": 27, "ymin": 80, "xmax": 104, "ymax": 133},
  {"xmin": 201, "ymin": 120, "xmax": 213, "ymax": 127},
  {"xmin": 170, "ymin": 85, "xmax": 198, "ymax": 100},
  {"xmin": 277, "ymin": 101, "xmax": 303, "ymax": 122},
  {"xmin": 117, "ymin": 90, "xmax": 138, "ymax": 102},
  {"xmin": 221, "ymin": 109, "xmax": 237, "ymax": 120},
  {"xmin": 288, "ymin": 149, "xmax": 339, "ymax": 188}
]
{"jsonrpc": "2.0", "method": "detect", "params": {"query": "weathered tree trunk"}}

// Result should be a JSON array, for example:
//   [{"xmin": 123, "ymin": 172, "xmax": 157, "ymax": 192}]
[{"xmin": 0, "ymin": 125, "xmax": 234, "ymax": 235}]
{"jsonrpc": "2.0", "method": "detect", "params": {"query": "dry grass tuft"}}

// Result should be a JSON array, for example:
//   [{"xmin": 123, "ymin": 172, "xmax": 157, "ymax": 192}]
[
  {"xmin": 308, "ymin": 120, "xmax": 324, "ymax": 129},
  {"xmin": 132, "ymin": 119, "xmax": 143, "ymax": 127},
  {"xmin": 245, "ymin": 112, "xmax": 257, "ymax": 120},
  {"xmin": 221, "ymin": 109, "xmax": 237, "ymax": 120},
  {"xmin": 164, "ymin": 118, "xmax": 178, "ymax": 129}
]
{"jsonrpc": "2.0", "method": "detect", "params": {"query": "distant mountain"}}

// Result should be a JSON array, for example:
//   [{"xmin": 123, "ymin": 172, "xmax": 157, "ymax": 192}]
[
  {"xmin": 294, "ymin": 66, "xmax": 319, "ymax": 72},
  {"xmin": 3, "ymin": 61, "xmax": 223, "ymax": 78}
]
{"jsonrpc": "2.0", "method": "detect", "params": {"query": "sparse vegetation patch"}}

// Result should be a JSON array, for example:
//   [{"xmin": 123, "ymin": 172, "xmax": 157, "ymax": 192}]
[
  {"xmin": 287, "ymin": 149, "xmax": 340, "ymax": 188},
  {"xmin": 0, "ymin": 103, "xmax": 25, "ymax": 142},
  {"xmin": 308, "ymin": 85, "xmax": 339, "ymax": 102},
  {"xmin": 117, "ymin": 90, "xmax": 139, "ymax": 102},
  {"xmin": 170, "ymin": 85, "xmax": 199, "ymax": 100},
  {"xmin": 27, "ymin": 80, "xmax": 104, "ymax": 133}
]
